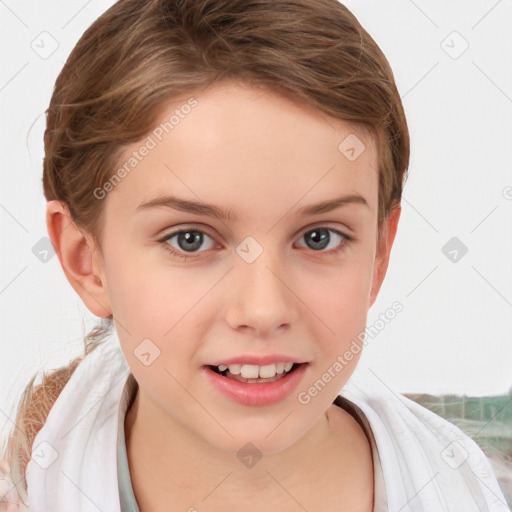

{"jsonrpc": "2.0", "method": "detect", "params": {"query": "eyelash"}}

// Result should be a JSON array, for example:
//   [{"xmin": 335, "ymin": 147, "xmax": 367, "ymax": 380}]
[{"xmin": 157, "ymin": 225, "xmax": 353, "ymax": 262}]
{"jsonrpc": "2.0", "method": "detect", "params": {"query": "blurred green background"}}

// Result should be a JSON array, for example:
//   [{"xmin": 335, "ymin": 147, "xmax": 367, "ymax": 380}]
[{"xmin": 405, "ymin": 392, "xmax": 512, "ymax": 508}]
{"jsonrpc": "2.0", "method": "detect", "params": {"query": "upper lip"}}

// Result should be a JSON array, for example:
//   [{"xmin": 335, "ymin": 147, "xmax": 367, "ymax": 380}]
[{"xmin": 206, "ymin": 354, "xmax": 308, "ymax": 366}]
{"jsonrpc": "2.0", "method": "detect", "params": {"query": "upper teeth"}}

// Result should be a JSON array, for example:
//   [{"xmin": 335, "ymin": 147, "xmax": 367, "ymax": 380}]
[{"xmin": 217, "ymin": 362, "xmax": 294, "ymax": 378}]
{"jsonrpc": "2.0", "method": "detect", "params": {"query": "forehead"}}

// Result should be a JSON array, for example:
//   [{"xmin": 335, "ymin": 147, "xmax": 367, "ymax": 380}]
[{"xmin": 106, "ymin": 81, "xmax": 379, "ymax": 221}]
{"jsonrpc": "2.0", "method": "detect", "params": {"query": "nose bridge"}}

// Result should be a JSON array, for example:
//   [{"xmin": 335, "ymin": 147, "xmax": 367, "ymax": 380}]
[{"xmin": 226, "ymin": 235, "xmax": 297, "ymax": 333}]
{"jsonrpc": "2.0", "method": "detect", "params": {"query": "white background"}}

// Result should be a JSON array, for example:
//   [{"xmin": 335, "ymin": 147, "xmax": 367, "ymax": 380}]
[{"xmin": 1, "ymin": 0, "xmax": 511, "ymax": 439}]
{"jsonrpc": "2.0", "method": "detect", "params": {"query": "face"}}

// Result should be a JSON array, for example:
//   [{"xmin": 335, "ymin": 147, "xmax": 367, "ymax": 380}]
[{"xmin": 90, "ymin": 81, "xmax": 389, "ymax": 455}]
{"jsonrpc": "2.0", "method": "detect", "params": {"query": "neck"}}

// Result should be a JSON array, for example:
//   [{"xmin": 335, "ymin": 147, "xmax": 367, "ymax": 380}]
[{"xmin": 124, "ymin": 385, "xmax": 372, "ymax": 510}]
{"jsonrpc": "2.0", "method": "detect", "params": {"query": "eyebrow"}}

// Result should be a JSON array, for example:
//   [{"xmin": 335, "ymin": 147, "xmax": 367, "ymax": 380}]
[{"xmin": 135, "ymin": 193, "xmax": 369, "ymax": 220}]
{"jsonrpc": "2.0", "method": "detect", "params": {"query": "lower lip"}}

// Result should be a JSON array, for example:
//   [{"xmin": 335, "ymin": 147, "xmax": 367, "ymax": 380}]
[{"xmin": 201, "ymin": 364, "xmax": 308, "ymax": 406}]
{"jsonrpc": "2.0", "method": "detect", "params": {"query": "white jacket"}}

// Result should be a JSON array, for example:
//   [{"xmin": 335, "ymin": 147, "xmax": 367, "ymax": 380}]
[{"xmin": 1, "ymin": 328, "xmax": 508, "ymax": 511}]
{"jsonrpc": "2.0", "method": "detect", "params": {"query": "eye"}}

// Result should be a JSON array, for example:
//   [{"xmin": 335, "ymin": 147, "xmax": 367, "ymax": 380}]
[
  {"xmin": 158, "ymin": 227, "xmax": 217, "ymax": 261},
  {"xmin": 296, "ymin": 227, "xmax": 351, "ymax": 255},
  {"xmin": 157, "ymin": 225, "xmax": 353, "ymax": 262}
]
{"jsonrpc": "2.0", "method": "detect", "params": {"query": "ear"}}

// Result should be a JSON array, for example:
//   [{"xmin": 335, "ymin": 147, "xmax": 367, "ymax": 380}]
[
  {"xmin": 46, "ymin": 200, "xmax": 112, "ymax": 318},
  {"xmin": 369, "ymin": 204, "xmax": 401, "ymax": 308}
]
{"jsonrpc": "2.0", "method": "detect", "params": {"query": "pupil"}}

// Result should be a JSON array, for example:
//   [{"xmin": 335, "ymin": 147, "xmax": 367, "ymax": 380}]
[
  {"xmin": 307, "ymin": 229, "xmax": 329, "ymax": 250},
  {"xmin": 178, "ymin": 231, "xmax": 202, "ymax": 252}
]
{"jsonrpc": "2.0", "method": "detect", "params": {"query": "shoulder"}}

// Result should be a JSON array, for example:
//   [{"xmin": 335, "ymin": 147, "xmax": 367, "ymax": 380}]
[{"xmin": 339, "ymin": 372, "xmax": 510, "ymax": 510}]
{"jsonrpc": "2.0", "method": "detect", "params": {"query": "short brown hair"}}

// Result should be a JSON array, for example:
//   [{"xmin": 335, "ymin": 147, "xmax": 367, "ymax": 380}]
[{"xmin": 42, "ymin": 0, "xmax": 409, "ymax": 248}]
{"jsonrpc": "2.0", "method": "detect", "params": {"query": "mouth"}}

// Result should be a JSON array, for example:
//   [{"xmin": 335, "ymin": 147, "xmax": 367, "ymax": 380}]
[
  {"xmin": 207, "ymin": 362, "xmax": 303, "ymax": 383},
  {"xmin": 202, "ymin": 361, "xmax": 308, "ymax": 406}
]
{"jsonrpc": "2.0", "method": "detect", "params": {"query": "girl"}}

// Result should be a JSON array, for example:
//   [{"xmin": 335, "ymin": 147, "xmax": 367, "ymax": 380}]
[{"xmin": 1, "ymin": 0, "xmax": 509, "ymax": 510}]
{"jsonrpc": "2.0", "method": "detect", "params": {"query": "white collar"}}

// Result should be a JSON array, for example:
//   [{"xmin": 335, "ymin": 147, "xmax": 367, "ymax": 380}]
[
  {"xmin": 26, "ymin": 329, "xmax": 130, "ymax": 511},
  {"xmin": 339, "ymin": 365, "xmax": 509, "ymax": 511}
]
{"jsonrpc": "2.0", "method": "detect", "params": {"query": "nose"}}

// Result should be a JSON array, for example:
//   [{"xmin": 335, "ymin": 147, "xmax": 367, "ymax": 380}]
[{"xmin": 225, "ymin": 247, "xmax": 299, "ymax": 337}]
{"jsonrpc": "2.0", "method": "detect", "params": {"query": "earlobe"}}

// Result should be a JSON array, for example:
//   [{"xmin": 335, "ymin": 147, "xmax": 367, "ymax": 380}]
[
  {"xmin": 369, "ymin": 205, "xmax": 401, "ymax": 308},
  {"xmin": 46, "ymin": 200, "xmax": 112, "ymax": 318}
]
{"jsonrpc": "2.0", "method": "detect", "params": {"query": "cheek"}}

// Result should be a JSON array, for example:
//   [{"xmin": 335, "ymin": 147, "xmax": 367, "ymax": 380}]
[
  {"xmin": 103, "ymin": 247, "xmax": 203, "ymax": 328},
  {"xmin": 299, "ymin": 256, "xmax": 374, "ymax": 347},
  {"xmin": 312, "ymin": 252, "xmax": 373, "ymax": 304},
  {"xmin": 104, "ymin": 251, "xmax": 217, "ymax": 378}
]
